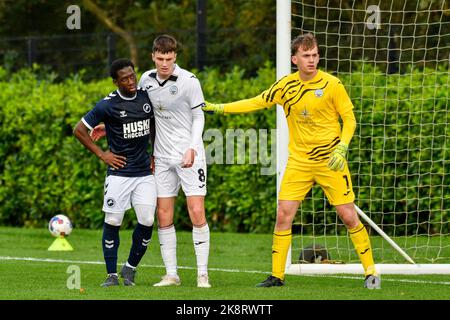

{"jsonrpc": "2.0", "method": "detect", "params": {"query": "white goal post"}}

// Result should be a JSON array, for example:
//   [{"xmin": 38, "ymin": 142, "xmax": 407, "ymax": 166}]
[{"xmin": 277, "ymin": 0, "xmax": 450, "ymax": 275}]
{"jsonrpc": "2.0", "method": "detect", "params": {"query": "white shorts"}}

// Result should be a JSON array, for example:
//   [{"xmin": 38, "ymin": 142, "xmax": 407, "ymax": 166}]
[
  {"xmin": 155, "ymin": 157, "xmax": 207, "ymax": 197},
  {"xmin": 103, "ymin": 175, "xmax": 157, "ymax": 213}
]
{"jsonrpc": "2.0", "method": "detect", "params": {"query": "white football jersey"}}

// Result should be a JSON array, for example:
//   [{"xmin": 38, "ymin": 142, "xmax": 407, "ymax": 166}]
[{"xmin": 139, "ymin": 64, "xmax": 206, "ymax": 161}]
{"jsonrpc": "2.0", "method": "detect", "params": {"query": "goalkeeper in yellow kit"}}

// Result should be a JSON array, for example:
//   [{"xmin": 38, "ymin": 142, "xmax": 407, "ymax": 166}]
[{"xmin": 203, "ymin": 33, "xmax": 380, "ymax": 289}]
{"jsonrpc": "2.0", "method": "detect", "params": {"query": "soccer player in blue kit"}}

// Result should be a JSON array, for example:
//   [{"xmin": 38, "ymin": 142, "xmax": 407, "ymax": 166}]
[{"xmin": 73, "ymin": 58, "xmax": 157, "ymax": 287}]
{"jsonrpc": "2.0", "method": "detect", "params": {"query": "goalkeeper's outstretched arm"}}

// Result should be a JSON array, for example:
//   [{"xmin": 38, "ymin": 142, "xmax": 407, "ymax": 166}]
[{"xmin": 203, "ymin": 95, "xmax": 274, "ymax": 114}]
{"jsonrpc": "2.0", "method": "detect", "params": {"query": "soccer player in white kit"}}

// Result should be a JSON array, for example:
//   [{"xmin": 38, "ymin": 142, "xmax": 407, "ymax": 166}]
[{"xmin": 141, "ymin": 35, "xmax": 210, "ymax": 288}]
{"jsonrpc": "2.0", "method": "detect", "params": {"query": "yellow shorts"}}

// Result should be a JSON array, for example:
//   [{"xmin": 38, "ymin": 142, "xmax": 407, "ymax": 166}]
[{"xmin": 278, "ymin": 158, "xmax": 355, "ymax": 206}]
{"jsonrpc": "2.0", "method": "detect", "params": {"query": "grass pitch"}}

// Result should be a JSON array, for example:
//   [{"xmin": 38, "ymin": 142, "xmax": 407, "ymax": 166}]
[{"xmin": 0, "ymin": 226, "xmax": 449, "ymax": 301}]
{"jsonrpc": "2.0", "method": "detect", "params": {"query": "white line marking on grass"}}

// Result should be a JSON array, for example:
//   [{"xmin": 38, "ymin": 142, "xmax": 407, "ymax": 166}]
[
  {"xmin": 1, "ymin": 256, "xmax": 449, "ymax": 286},
  {"xmin": 301, "ymin": 274, "xmax": 450, "ymax": 285},
  {"xmin": 0, "ymin": 256, "xmax": 105, "ymax": 265},
  {"xmin": 0, "ymin": 256, "xmax": 265, "ymax": 274}
]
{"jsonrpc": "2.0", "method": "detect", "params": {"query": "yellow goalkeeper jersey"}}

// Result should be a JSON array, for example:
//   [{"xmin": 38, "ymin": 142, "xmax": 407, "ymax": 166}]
[{"xmin": 223, "ymin": 69, "xmax": 356, "ymax": 162}]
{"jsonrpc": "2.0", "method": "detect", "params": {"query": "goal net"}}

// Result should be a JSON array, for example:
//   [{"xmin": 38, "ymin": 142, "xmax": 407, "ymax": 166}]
[{"xmin": 278, "ymin": 0, "xmax": 450, "ymax": 274}]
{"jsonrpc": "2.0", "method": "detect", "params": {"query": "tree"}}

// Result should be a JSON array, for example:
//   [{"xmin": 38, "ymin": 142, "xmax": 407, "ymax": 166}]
[
  {"xmin": 0, "ymin": 0, "xmax": 277, "ymax": 75},
  {"xmin": 82, "ymin": 0, "xmax": 139, "ymax": 66}
]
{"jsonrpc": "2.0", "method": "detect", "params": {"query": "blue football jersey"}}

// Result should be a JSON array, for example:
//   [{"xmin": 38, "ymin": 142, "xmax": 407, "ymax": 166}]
[{"xmin": 82, "ymin": 88, "xmax": 155, "ymax": 177}]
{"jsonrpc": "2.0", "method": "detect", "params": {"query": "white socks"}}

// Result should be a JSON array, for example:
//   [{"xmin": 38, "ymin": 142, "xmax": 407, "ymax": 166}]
[
  {"xmin": 158, "ymin": 224, "xmax": 210, "ymax": 277},
  {"xmin": 158, "ymin": 225, "xmax": 178, "ymax": 276},
  {"xmin": 193, "ymin": 224, "xmax": 210, "ymax": 276}
]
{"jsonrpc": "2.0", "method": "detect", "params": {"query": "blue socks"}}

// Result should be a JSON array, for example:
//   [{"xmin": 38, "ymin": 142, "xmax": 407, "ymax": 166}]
[
  {"xmin": 102, "ymin": 222, "xmax": 153, "ymax": 274},
  {"xmin": 102, "ymin": 222, "xmax": 121, "ymax": 274},
  {"xmin": 127, "ymin": 223, "xmax": 153, "ymax": 268}
]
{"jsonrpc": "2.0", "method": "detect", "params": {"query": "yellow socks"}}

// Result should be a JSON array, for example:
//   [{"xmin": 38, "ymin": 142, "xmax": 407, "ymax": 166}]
[
  {"xmin": 271, "ymin": 224, "xmax": 376, "ymax": 279},
  {"xmin": 349, "ymin": 222, "xmax": 376, "ymax": 276},
  {"xmin": 271, "ymin": 229, "xmax": 292, "ymax": 280}
]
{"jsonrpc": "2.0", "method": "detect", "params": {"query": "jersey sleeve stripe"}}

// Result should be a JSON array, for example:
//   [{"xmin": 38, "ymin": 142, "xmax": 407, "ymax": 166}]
[
  {"xmin": 192, "ymin": 102, "xmax": 206, "ymax": 109},
  {"xmin": 81, "ymin": 117, "xmax": 94, "ymax": 131},
  {"xmin": 265, "ymin": 77, "xmax": 285, "ymax": 102},
  {"xmin": 268, "ymin": 88, "xmax": 282, "ymax": 103}
]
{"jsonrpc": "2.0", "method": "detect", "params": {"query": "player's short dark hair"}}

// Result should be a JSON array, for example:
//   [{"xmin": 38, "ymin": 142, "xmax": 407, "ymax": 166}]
[
  {"xmin": 152, "ymin": 34, "xmax": 179, "ymax": 54},
  {"xmin": 110, "ymin": 58, "xmax": 135, "ymax": 80},
  {"xmin": 291, "ymin": 33, "xmax": 319, "ymax": 55}
]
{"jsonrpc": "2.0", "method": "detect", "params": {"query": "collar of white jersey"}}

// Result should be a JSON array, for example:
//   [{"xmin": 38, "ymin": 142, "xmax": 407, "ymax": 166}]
[
  {"xmin": 150, "ymin": 64, "xmax": 179, "ymax": 85},
  {"xmin": 172, "ymin": 64, "xmax": 181, "ymax": 77}
]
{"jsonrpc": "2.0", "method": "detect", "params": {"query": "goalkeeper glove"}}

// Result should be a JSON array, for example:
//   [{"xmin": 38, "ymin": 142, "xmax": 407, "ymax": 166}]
[
  {"xmin": 202, "ymin": 101, "xmax": 224, "ymax": 114},
  {"xmin": 327, "ymin": 142, "xmax": 348, "ymax": 171}
]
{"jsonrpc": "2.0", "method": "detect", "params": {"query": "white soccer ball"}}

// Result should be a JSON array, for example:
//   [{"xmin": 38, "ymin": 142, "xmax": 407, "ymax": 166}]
[{"xmin": 48, "ymin": 214, "xmax": 73, "ymax": 237}]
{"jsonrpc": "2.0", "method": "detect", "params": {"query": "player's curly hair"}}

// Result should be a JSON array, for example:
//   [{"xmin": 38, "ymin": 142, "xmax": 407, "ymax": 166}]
[
  {"xmin": 291, "ymin": 33, "xmax": 319, "ymax": 55},
  {"xmin": 152, "ymin": 34, "xmax": 179, "ymax": 54},
  {"xmin": 109, "ymin": 58, "xmax": 135, "ymax": 80}
]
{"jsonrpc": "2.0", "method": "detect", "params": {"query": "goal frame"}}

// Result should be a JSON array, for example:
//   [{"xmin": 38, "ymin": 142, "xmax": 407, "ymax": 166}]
[{"xmin": 277, "ymin": 0, "xmax": 450, "ymax": 275}]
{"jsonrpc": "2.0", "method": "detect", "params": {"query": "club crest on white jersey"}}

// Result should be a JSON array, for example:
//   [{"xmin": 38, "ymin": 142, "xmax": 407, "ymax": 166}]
[{"xmin": 169, "ymin": 85, "xmax": 178, "ymax": 95}]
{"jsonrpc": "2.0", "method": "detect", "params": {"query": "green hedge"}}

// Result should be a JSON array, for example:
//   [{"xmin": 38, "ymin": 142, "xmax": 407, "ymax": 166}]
[
  {"xmin": 0, "ymin": 63, "xmax": 448, "ymax": 234},
  {"xmin": 0, "ymin": 63, "xmax": 276, "ymax": 232}
]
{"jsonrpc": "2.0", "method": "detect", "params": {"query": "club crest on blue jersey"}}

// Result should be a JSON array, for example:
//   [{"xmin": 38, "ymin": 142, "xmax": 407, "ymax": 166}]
[
  {"xmin": 143, "ymin": 103, "xmax": 151, "ymax": 113},
  {"xmin": 314, "ymin": 89, "xmax": 324, "ymax": 97},
  {"xmin": 169, "ymin": 85, "xmax": 178, "ymax": 95}
]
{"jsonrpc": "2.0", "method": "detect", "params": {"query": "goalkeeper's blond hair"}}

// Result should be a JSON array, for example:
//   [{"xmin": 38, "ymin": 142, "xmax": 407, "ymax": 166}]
[{"xmin": 291, "ymin": 33, "xmax": 319, "ymax": 55}]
